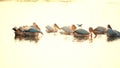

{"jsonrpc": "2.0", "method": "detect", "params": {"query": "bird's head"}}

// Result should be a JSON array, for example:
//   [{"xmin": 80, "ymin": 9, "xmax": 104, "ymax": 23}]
[
  {"xmin": 71, "ymin": 24, "xmax": 77, "ymax": 31},
  {"xmin": 12, "ymin": 27, "xmax": 17, "ymax": 31},
  {"xmin": 107, "ymin": 24, "xmax": 112, "ymax": 29},
  {"xmin": 89, "ymin": 27, "xmax": 97, "ymax": 38},
  {"xmin": 54, "ymin": 23, "xmax": 60, "ymax": 29}
]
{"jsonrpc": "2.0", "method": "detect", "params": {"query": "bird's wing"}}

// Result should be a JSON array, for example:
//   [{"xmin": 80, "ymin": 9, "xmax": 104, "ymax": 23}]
[
  {"xmin": 61, "ymin": 26, "xmax": 72, "ymax": 33},
  {"xmin": 46, "ymin": 25, "xmax": 54, "ymax": 31},
  {"xmin": 75, "ymin": 29, "xmax": 89, "ymax": 34}
]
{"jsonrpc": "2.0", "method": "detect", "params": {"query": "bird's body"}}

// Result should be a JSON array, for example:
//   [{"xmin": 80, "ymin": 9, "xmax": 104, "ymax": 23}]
[
  {"xmin": 94, "ymin": 26, "xmax": 106, "ymax": 34},
  {"xmin": 107, "ymin": 28, "xmax": 120, "ymax": 37},
  {"xmin": 45, "ymin": 24, "xmax": 60, "ymax": 33},
  {"xmin": 25, "ymin": 27, "xmax": 41, "ymax": 32},
  {"xmin": 106, "ymin": 24, "xmax": 120, "ymax": 37},
  {"xmin": 60, "ymin": 26, "xmax": 72, "ymax": 35},
  {"xmin": 73, "ymin": 27, "xmax": 97, "ymax": 39},
  {"xmin": 46, "ymin": 25, "xmax": 56, "ymax": 33},
  {"xmin": 60, "ymin": 24, "xmax": 76, "ymax": 35},
  {"xmin": 13, "ymin": 27, "xmax": 39, "ymax": 37},
  {"xmin": 73, "ymin": 28, "xmax": 90, "ymax": 38}
]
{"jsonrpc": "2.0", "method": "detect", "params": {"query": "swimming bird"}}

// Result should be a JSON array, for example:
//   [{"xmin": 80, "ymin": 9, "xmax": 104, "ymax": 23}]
[
  {"xmin": 13, "ymin": 27, "xmax": 39, "ymax": 37},
  {"xmin": 106, "ymin": 24, "xmax": 120, "ymax": 37},
  {"xmin": 59, "ymin": 24, "xmax": 77, "ymax": 35},
  {"xmin": 24, "ymin": 27, "xmax": 43, "ymax": 35},
  {"xmin": 19, "ymin": 24, "xmax": 43, "ymax": 35},
  {"xmin": 12, "ymin": 23, "xmax": 43, "ymax": 37},
  {"xmin": 73, "ymin": 27, "xmax": 97, "ymax": 39},
  {"xmin": 32, "ymin": 22, "xmax": 41, "ymax": 30},
  {"xmin": 45, "ymin": 23, "xmax": 60, "ymax": 33}
]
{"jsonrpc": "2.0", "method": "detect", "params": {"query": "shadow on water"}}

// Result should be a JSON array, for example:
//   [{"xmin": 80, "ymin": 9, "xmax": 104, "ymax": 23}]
[
  {"xmin": 14, "ymin": 35, "xmax": 40, "ymax": 43},
  {"xmin": 107, "ymin": 37, "xmax": 120, "ymax": 42}
]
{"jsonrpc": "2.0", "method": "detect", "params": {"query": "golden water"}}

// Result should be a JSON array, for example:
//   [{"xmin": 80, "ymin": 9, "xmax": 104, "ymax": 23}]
[{"xmin": 0, "ymin": 0, "xmax": 120, "ymax": 68}]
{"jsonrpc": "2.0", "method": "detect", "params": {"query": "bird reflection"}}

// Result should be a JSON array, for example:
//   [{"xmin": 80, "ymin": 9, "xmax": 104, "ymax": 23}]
[
  {"xmin": 14, "ymin": 35, "xmax": 40, "ymax": 43},
  {"xmin": 107, "ymin": 37, "xmax": 120, "ymax": 42},
  {"xmin": 73, "ymin": 35, "xmax": 89, "ymax": 41},
  {"xmin": 72, "ymin": 33, "xmax": 94, "ymax": 43}
]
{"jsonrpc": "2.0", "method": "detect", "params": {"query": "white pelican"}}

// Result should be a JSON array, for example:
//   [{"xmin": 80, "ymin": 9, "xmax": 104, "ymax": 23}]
[
  {"xmin": 73, "ymin": 27, "xmax": 97, "ymax": 39},
  {"xmin": 32, "ymin": 22, "xmax": 41, "ymax": 30},
  {"xmin": 23, "ymin": 22, "xmax": 43, "ymax": 35},
  {"xmin": 45, "ymin": 23, "xmax": 60, "ymax": 33},
  {"xmin": 59, "ymin": 24, "xmax": 76, "ymax": 35}
]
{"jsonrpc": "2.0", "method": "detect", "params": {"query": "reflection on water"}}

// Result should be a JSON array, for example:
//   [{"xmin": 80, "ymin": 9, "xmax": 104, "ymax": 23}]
[
  {"xmin": 14, "ymin": 35, "xmax": 40, "ymax": 43},
  {"xmin": 73, "ymin": 35, "xmax": 92, "ymax": 42},
  {"xmin": 13, "ymin": 31, "xmax": 120, "ymax": 43},
  {"xmin": 107, "ymin": 36, "xmax": 120, "ymax": 42}
]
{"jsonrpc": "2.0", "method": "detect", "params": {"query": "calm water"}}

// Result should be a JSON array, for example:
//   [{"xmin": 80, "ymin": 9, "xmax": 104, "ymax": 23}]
[{"xmin": 0, "ymin": 1, "xmax": 120, "ymax": 68}]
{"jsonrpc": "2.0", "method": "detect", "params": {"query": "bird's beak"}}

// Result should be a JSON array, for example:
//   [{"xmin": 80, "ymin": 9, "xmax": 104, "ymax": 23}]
[
  {"xmin": 89, "ymin": 27, "xmax": 97, "ymax": 38},
  {"xmin": 40, "ymin": 32, "xmax": 44, "ymax": 35}
]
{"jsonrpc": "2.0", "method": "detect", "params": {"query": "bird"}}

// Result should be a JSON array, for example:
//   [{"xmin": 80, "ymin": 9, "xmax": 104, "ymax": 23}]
[
  {"xmin": 32, "ymin": 22, "xmax": 41, "ymax": 30},
  {"xmin": 73, "ymin": 27, "xmax": 97, "ymax": 39},
  {"xmin": 24, "ymin": 26, "xmax": 43, "ymax": 35},
  {"xmin": 45, "ymin": 23, "xmax": 60, "ymax": 33},
  {"xmin": 59, "ymin": 24, "xmax": 77, "ymax": 35},
  {"xmin": 77, "ymin": 24, "xmax": 82, "ymax": 27},
  {"xmin": 20, "ymin": 23, "xmax": 43, "ymax": 35},
  {"xmin": 12, "ymin": 23, "xmax": 43, "ymax": 37},
  {"xmin": 106, "ymin": 24, "xmax": 120, "ymax": 37},
  {"xmin": 94, "ymin": 26, "xmax": 106, "ymax": 34}
]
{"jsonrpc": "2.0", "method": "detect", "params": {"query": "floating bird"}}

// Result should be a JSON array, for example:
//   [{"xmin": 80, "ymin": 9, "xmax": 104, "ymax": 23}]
[
  {"xmin": 45, "ymin": 23, "xmax": 60, "ymax": 33},
  {"xmin": 24, "ymin": 27, "xmax": 43, "ymax": 35},
  {"xmin": 60, "ymin": 24, "xmax": 76, "ymax": 35},
  {"xmin": 24, "ymin": 23, "xmax": 43, "ymax": 35},
  {"xmin": 12, "ymin": 23, "xmax": 43, "ymax": 37},
  {"xmin": 12, "ymin": 27, "xmax": 40, "ymax": 37},
  {"xmin": 73, "ymin": 27, "xmax": 97, "ymax": 39},
  {"xmin": 106, "ymin": 24, "xmax": 120, "ymax": 37}
]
